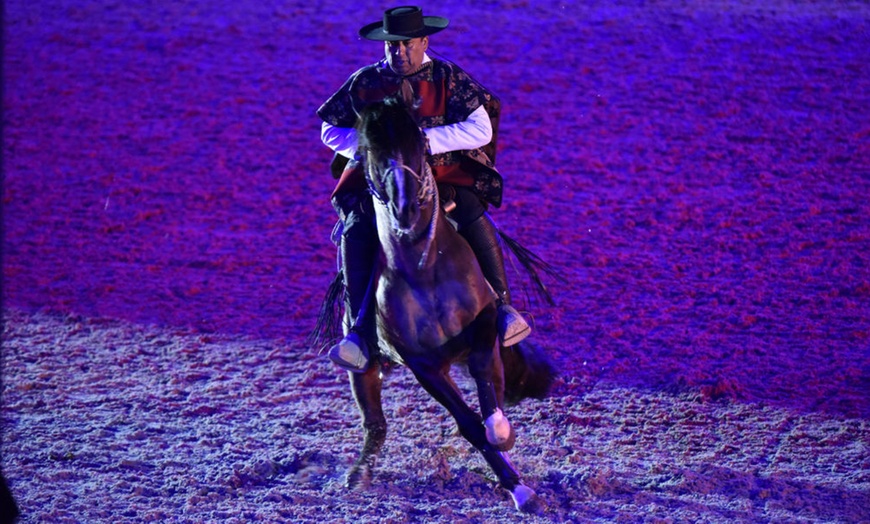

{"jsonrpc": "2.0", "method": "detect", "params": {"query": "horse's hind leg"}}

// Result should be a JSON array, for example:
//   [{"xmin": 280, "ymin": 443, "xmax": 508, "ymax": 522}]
[{"xmin": 346, "ymin": 363, "xmax": 387, "ymax": 489}]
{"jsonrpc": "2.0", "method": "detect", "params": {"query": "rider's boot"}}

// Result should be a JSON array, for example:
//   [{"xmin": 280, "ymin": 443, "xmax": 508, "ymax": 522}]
[
  {"xmin": 459, "ymin": 213, "xmax": 531, "ymax": 346},
  {"xmin": 328, "ymin": 207, "xmax": 378, "ymax": 373}
]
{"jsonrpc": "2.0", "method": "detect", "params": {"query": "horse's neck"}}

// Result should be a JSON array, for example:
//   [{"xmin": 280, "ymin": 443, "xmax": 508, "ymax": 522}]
[{"xmin": 373, "ymin": 201, "xmax": 439, "ymax": 276}]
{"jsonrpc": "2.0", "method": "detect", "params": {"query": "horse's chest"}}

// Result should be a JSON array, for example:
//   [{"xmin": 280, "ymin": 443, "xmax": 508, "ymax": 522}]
[{"xmin": 376, "ymin": 277, "xmax": 482, "ymax": 350}]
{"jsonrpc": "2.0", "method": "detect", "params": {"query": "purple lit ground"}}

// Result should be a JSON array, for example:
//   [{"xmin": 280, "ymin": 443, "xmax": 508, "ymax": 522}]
[{"xmin": 2, "ymin": 1, "xmax": 869, "ymax": 522}]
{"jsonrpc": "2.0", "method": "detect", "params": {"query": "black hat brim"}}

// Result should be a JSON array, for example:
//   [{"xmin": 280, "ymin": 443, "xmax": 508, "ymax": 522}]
[{"xmin": 359, "ymin": 16, "xmax": 449, "ymax": 41}]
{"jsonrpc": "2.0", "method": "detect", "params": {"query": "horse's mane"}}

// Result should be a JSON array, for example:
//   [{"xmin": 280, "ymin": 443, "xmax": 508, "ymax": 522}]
[{"xmin": 355, "ymin": 97, "xmax": 425, "ymax": 162}]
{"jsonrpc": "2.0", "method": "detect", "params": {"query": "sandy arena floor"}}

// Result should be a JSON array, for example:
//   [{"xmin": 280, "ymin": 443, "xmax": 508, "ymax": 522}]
[{"xmin": 2, "ymin": 1, "xmax": 869, "ymax": 522}]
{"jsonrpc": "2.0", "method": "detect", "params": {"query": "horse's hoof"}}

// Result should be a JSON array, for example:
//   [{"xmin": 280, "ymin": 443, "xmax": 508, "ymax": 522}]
[
  {"xmin": 485, "ymin": 409, "xmax": 515, "ymax": 451},
  {"xmin": 511, "ymin": 484, "xmax": 545, "ymax": 514},
  {"xmin": 345, "ymin": 463, "xmax": 372, "ymax": 490}
]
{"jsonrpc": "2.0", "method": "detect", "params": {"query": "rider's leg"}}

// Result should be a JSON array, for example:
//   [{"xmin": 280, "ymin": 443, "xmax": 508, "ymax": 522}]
[
  {"xmin": 449, "ymin": 187, "xmax": 531, "ymax": 346},
  {"xmin": 329, "ymin": 192, "xmax": 378, "ymax": 373}
]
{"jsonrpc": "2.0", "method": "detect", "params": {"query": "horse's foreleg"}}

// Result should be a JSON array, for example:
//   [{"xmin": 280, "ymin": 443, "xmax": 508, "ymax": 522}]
[
  {"xmin": 466, "ymin": 321, "xmax": 515, "ymax": 451},
  {"xmin": 347, "ymin": 363, "xmax": 386, "ymax": 490},
  {"xmin": 409, "ymin": 363, "xmax": 524, "ymax": 495}
]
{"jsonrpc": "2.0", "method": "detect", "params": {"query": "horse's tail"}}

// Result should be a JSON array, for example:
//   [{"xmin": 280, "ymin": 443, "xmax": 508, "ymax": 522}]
[
  {"xmin": 306, "ymin": 272, "xmax": 344, "ymax": 353},
  {"xmin": 501, "ymin": 341, "xmax": 558, "ymax": 405},
  {"xmin": 498, "ymin": 229, "xmax": 566, "ymax": 307}
]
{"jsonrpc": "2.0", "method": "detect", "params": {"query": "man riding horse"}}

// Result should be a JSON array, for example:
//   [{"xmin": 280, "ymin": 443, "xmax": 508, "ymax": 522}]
[{"xmin": 317, "ymin": 6, "xmax": 530, "ymax": 373}]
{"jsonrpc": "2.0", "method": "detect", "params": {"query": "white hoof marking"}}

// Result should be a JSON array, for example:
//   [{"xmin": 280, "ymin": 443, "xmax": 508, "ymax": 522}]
[{"xmin": 511, "ymin": 484, "xmax": 536, "ymax": 511}]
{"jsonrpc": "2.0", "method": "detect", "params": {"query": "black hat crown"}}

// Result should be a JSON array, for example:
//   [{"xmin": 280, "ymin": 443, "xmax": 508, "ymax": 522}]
[{"xmin": 359, "ymin": 6, "xmax": 449, "ymax": 41}]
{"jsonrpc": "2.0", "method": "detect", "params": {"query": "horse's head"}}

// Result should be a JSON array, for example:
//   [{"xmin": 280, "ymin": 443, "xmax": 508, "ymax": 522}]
[{"xmin": 356, "ymin": 98, "xmax": 434, "ymax": 236}]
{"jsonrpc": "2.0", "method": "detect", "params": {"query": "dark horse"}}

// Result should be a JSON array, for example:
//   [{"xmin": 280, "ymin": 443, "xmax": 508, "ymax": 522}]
[{"xmin": 324, "ymin": 98, "xmax": 556, "ymax": 513}]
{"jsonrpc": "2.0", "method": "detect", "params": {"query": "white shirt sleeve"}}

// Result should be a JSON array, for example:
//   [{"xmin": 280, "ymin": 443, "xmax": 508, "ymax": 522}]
[
  {"xmin": 321, "ymin": 103, "xmax": 493, "ymax": 158},
  {"xmin": 321, "ymin": 121, "xmax": 358, "ymax": 159},
  {"xmin": 423, "ymin": 105, "xmax": 493, "ymax": 155}
]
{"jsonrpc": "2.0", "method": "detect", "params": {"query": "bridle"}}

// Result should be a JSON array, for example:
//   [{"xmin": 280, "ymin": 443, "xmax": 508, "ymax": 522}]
[{"xmin": 366, "ymin": 151, "xmax": 439, "ymax": 270}]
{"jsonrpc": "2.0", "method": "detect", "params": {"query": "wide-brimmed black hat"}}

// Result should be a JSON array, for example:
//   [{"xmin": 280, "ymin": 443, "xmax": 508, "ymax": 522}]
[{"xmin": 359, "ymin": 6, "xmax": 449, "ymax": 41}]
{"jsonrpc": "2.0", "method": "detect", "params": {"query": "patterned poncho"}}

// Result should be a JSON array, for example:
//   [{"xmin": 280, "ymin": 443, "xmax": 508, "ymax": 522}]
[{"xmin": 317, "ymin": 58, "xmax": 504, "ymax": 207}]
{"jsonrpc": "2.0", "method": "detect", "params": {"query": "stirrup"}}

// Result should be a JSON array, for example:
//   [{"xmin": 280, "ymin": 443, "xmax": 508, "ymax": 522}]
[
  {"xmin": 498, "ymin": 303, "xmax": 531, "ymax": 346},
  {"xmin": 328, "ymin": 331, "xmax": 370, "ymax": 373}
]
